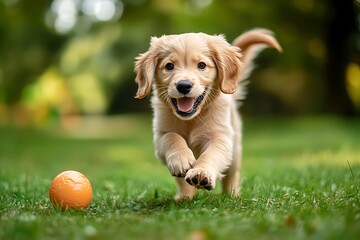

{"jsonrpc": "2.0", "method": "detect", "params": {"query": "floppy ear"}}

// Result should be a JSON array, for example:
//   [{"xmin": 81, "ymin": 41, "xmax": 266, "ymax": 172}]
[
  {"xmin": 209, "ymin": 35, "xmax": 243, "ymax": 94},
  {"xmin": 134, "ymin": 38, "xmax": 159, "ymax": 99}
]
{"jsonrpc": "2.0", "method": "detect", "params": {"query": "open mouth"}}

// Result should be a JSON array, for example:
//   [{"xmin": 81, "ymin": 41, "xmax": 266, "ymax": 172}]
[{"xmin": 171, "ymin": 91, "xmax": 206, "ymax": 117}]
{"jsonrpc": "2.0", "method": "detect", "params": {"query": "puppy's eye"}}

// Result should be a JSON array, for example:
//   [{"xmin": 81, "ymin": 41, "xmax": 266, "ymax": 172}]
[
  {"xmin": 165, "ymin": 63, "xmax": 174, "ymax": 71},
  {"xmin": 198, "ymin": 62, "xmax": 207, "ymax": 70}
]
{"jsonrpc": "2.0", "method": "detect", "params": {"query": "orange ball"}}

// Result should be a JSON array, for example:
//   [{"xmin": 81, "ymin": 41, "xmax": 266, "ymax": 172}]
[{"xmin": 49, "ymin": 170, "xmax": 92, "ymax": 211}]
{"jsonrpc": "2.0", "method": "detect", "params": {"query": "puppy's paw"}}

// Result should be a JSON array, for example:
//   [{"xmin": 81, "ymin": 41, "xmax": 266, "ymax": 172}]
[
  {"xmin": 167, "ymin": 151, "xmax": 196, "ymax": 177},
  {"xmin": 185, "ymin": 167, "xmax": 216, "ymax": 190}
]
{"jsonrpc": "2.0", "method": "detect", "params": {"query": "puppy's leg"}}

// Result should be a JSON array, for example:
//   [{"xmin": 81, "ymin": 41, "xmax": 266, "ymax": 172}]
[
  {"xmin": 185, "ymin": 134, "xmax": 233, "ymax": 191},
  {"xmin": 156, "ymin": 132, "xmax": 196, "ymax": 177},
  {"xmin": 175, "ymin": 177, "xmax": 197, "ymax": 200},
  {"xmin": 221, "ymin": 143, "xmax": 241, "ymax": 196},
  {"xmin": 222, "ymin": 113, "xmax": 242, "ymax": 196},
  {"xmin": 155, "ymin": 132, "xmax": 197, "ymax": 199}
]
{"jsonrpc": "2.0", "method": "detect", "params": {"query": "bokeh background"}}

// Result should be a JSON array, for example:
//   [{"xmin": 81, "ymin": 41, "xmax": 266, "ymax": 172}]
[{"xmin": 0, "ymin": 0, "xmax": 359, "ymax": 127}]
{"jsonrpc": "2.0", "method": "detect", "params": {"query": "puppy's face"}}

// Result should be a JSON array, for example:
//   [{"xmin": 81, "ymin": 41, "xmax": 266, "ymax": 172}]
[
  {"xmin": 154, "ymin": 34, "xmax": 218, "ymax": 119},
  {"xmin": 135, "ymin": 33, "xmax": 243, "ymax": 120}
]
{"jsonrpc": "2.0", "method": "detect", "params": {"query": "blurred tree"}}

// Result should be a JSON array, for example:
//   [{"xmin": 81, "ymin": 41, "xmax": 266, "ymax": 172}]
[
  {"xmin": 325, "ymin": 0, "xmax": 358, "ymax": 116},
  {"xmin": 0, "ymin": 0, "xmax": 66, "ymax": 104},
  {"xmin": 0, "ymin": 0, "xmax": 359, "ymax": 124}
]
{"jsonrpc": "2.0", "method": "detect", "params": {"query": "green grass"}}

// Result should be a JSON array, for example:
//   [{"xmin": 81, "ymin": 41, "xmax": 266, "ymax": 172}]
[{"xmin": 0, "ymin": 115, "xmax": 359, "ymax": 240}]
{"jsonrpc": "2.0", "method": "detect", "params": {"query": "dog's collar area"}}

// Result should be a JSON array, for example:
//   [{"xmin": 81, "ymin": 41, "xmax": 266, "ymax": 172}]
[{"xmin": 171, "ymin": 91, "xmax": 206, "ymax": 117}]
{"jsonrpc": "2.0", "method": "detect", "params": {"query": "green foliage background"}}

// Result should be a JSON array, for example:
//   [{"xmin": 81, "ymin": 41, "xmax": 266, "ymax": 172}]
[{"xmin": 0, "ymin": 0, "xmax": 359, "ymax": 125}]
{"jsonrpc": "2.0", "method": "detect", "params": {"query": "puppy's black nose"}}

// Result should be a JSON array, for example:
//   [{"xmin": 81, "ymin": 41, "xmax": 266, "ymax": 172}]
[{"xmin": 176, "ymin": 80, "xmax": 193, "ymax": 95}]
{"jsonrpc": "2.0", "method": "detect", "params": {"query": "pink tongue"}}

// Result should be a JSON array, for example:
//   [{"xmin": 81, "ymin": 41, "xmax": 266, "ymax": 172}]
[{"xmin": 177, "ymin": 97, "xmax": 195, "ymax": 112}]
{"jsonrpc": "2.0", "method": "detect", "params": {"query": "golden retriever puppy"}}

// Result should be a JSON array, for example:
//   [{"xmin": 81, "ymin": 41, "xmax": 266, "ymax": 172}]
[{"xmin": 134, "ymin": 29, "xmax": 281, "ymax": 200}]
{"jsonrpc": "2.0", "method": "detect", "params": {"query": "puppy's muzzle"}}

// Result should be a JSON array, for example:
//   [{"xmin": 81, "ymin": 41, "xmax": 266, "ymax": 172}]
[
  {"xmin": 176, "ymin": 80, "xmax": 193, "ymax": 95},
  {"xmin": 172, "ymin": 80, "xmax": 206, "ymax": 119}
]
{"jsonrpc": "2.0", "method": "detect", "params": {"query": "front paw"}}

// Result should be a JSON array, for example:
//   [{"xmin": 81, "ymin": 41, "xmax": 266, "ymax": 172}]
[
  {"xmin": 167, "ymin": 151, "xmax": 196, "ymax": 177},
  {"xmin": 185, "ymin": 167, "xmax": 216, "ymax": 191}
]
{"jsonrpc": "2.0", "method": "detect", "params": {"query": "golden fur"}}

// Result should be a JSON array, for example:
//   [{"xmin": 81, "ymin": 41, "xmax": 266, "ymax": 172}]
[{"xmin": 134, "ymin": 29, "xmax": 281, "ymax": 200}]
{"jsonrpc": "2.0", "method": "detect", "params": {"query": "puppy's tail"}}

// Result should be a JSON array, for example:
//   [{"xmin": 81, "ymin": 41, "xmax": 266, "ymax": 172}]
[
  {"xmin": 232, "ymin": 28, "xmax": 282, "ymax": 100},
  {"xmin": 233, "ymin": 28, "xmax": 282, "ymax": 81}
]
